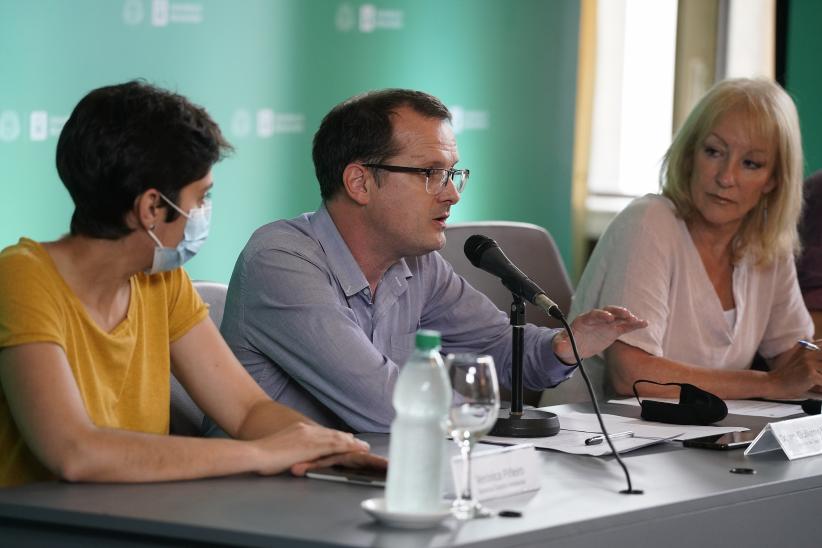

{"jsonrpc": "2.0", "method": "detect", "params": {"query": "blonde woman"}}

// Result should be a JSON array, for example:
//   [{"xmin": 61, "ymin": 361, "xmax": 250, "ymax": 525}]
[{"xmin": 572, "ymin": 78, "xmax": 820, "ymax": 400}]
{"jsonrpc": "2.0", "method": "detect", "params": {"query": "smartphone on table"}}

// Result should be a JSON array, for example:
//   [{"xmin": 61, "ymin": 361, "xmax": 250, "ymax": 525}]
[
  {"xmin": 682, "ymin": 431, "xmax": 758, "ymax": 450},
  {"xmin": 305, "ymin": 465, "xmax": 387, "ymax": 487}
]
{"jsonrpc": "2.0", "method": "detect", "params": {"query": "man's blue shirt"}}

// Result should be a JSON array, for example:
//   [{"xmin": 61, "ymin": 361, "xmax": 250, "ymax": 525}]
[{"xmin": 219, "ymin": 204, "xmax": 574, "ymax": 433}]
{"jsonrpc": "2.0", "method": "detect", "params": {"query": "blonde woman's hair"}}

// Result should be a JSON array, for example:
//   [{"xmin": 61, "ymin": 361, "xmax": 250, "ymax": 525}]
[{"xmin": 660, "ymin": 78, "xmax": 804, "ymax": 265}]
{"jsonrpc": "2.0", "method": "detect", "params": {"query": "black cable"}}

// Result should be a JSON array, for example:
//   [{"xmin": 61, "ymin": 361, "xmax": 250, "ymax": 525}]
[{"xmin": 558, "ymin": 314, "xmax": 643, "ymax": 495}]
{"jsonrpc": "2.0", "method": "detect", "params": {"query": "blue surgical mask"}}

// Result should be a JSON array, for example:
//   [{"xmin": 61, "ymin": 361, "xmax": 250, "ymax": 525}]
[{"xmin": 146, "ymin": 193, "xmax": 211, "ymax": 274}]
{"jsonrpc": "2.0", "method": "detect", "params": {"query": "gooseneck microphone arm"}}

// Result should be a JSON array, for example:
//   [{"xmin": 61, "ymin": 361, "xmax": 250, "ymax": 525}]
[
  {"xmin": 556, "ymin": 314, "xmax": 641, "ymax": 494},
  {"xmin": 510, "ymin": 294, "xmax": 526, "ymax": 416},
  {"xmin": 463, "ymin": 234, "xmax": 641, "ymax": 495}
]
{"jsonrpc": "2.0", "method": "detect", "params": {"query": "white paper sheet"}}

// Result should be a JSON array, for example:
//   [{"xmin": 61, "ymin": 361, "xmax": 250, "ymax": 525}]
[
  {"xmin": 608, "ymin": 397, "xmax": 802, "ymax": 418},
  {"xmin": 482, "ymin": 409, "xmax": 746, "ymax": 456}
]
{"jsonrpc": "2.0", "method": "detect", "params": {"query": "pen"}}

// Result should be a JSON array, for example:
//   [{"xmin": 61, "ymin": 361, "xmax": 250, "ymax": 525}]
[
  {"xmin": 585, "ymin": 431, "xmax": 634, "ymax": 446},
  {"xmin": 798, "ymin": 339, "xmax": 821, "ymax": 351}
]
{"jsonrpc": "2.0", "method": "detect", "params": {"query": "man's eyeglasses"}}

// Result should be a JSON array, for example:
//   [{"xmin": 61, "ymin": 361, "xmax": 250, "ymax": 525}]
[{"xmin": 363, "ymin": 164, "xmax": 469, "ymax": 195}]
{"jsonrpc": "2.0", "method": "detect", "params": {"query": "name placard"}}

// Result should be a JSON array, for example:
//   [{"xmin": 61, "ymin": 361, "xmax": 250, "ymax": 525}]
[
  {"xmin": 450, "ymin": 443, "xmax": 539, "ymax": 501},
  {"xmin": 744, "ymin": 414, "xmax": 822, "ymax": 460}
]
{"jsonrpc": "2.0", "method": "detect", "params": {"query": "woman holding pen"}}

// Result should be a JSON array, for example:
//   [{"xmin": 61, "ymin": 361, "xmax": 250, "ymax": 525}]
[{"xmin": 571, "ymin": 78, "xmax": 822, "ymax": 401}]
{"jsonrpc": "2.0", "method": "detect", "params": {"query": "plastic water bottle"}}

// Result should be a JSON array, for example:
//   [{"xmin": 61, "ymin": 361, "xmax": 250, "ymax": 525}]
[{"xmin": 385, "ymin": 329, "xmax": 452, "ymax": 513}]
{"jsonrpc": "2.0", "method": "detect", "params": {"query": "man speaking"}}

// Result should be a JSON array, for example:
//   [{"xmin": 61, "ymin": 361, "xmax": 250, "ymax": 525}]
[{"xmin": 216, "ymin": 89, "xmax": 646, "ymax": 433}]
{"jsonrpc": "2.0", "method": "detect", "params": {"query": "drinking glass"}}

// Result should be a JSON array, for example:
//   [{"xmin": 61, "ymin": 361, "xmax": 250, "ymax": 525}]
[{"xmin": 445, "ymin": 353, "xmax": 500, "ymax": 520}]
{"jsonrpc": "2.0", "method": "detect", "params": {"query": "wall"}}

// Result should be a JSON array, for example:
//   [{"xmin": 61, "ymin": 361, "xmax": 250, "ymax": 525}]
[
  {"xmin": 0, "ymin": 0, "xmax": 580, "ymax": 283},
  {"xmin": 785, "ymin": 0, "xmax": 822, "ymax": 175}
]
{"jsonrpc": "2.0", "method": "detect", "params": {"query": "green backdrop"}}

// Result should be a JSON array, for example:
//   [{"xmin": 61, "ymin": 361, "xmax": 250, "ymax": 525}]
[
  {"xmin": 0, "ymin": 0, "xmax": 580, "ymax": 283},
  {"xmin": 785, "ymin": 0, "xmax": 822, "ymax": 176}
]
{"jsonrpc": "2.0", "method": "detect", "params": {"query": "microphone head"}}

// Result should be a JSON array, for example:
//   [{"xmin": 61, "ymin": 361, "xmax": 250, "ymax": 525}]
[
  {"xmin": 802, "ymin": 399, "xmax": 822, "ymax": 415},
  {"xmin": 464, "ymin": 235, "xmax": 499, "ymax": 267}
]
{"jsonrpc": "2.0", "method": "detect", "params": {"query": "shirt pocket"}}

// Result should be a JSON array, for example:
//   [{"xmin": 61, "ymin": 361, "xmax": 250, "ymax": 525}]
[{"xmin": 390, "ymin": 331, "xmax": 417, "ymax": 366}]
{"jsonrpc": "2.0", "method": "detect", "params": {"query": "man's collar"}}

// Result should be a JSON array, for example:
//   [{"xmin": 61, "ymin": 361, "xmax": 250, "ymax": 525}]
[
  {"xmin": 311, "ymin": 204, "xmax": 369, "ymax": 297},
  {"xmin": 310, "ymin": 203, "xmax": 413, "ymax": 298}
]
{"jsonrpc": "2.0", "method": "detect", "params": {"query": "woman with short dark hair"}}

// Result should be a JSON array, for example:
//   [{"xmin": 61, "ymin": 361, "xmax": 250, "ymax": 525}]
[{"xmin": 0, "ymin": 81, "xmax": 383, "ymax": 487}]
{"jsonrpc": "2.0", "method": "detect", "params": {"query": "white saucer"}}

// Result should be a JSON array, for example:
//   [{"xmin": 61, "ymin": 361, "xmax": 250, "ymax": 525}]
[{"xmin": 361, "ymin": 497, "xmax": 451, "ymax": 529}]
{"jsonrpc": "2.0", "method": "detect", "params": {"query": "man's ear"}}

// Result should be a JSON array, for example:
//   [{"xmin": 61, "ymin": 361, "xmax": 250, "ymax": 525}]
[
  {"xmin": 341, "ymin": 163, "xmax": 373, "ymax": 206},
  {"xmin": 129, "ymin": 189, "xmax": 164, "ymax": 230}
]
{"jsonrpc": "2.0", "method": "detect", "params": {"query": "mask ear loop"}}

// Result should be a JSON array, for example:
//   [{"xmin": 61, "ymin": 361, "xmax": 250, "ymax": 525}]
[
  {"xmin": 145, "ymin": 227, "xmax": 164, "ymax": 248},
  {"xmin": 157, "ymin": 191, "xmax": 191, "ymax": 218},
  {"xmin": 632, "ymin": 379, "xmax": 683, "ymax": 405},
  {"xmin": 632, "ymin": 380, "xmax": 645, "ymax": 405}
]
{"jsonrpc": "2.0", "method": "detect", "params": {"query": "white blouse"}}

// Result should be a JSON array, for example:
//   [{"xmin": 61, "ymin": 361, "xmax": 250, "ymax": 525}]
[{"xmin": 571, "ymin": 194, "xmax": 813, "ymax": 371}]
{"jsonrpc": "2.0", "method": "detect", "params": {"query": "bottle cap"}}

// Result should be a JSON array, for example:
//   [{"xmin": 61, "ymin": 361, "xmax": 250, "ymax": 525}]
[{"xmin": 415, "ymin": 329, "xmax": 441, "ymax": 350}]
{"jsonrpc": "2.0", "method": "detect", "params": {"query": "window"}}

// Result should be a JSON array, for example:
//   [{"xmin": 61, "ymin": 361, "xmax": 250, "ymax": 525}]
[
  {"xmin": 583, "ymin": 0, "xmax": 775, "ymax": 239},
  {"xmin": 585, "ymin": 0, "xmax": 678, "ymax": 234}
]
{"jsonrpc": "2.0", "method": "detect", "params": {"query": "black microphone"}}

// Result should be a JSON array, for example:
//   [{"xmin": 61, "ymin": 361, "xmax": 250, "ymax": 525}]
[
  {"xmin": 464, "ymin": 234, "xmax": 563, "ymax": 319},
  {"xmin": 804, "ymin": 400, "xmax": 822, "ymax": 415}
]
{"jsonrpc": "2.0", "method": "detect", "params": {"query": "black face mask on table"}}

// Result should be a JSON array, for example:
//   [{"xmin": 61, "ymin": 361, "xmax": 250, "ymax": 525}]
[{"xmin": 632, "ymin": 380, "xmax": 728, "ymax": 425}]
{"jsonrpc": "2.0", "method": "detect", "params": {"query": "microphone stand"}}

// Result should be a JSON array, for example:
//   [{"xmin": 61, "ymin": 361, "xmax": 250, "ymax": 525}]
[{"xmin": 490, "ymin": 294, "xmax": 560, "ymax": 437}]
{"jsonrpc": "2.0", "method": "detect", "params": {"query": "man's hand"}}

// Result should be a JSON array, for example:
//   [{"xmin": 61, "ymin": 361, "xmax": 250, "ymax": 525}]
[{"xmin": 552, "ymin": 306, "xmax": 647, "ymax": 365}]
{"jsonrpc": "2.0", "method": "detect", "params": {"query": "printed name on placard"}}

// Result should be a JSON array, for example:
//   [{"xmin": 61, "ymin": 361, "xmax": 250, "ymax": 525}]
[
  {"xmin": 451, "ymin": 444, "xmax": 540, "ymax": 501},
  {"xmin": 745, "ymin": 414, "xmax": 822, "ymax": 460}
]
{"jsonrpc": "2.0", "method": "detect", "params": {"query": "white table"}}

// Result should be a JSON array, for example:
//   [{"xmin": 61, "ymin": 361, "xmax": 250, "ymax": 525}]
[{"xmin": 0, "ymin": 404, "xmax": 819, "ymax": 547}]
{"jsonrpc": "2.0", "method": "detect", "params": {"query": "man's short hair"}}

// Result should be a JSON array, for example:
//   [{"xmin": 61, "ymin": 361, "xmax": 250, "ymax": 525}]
[
  {"xmin": 56, "ymin": 80, "xmax": 233, "ymax": 239},
  {"xmin": 312, "ymin": 89, "xmax": 451, "ymax": 201}
]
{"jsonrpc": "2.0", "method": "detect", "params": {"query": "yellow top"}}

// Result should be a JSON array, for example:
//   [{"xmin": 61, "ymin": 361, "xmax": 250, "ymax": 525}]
[{"xmin": 0, "ymin": 238, "xmax": 208, "ymax": 486}]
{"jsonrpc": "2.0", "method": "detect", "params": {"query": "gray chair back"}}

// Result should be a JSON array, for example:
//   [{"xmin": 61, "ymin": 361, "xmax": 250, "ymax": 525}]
[
  {"xmin": 441, "ymin": 222, "xmax": 597, "ymax": 406},
  {"xmin": 193, "ymin": 281, "xmax": 228, "ymax": 328},
  {"xmin": 169, "ymin": 281, "xmax": 228, "ymax": 436},
  {"xmin": 441, "ymin": 222, "xmax": 572, "ymax": 328}
]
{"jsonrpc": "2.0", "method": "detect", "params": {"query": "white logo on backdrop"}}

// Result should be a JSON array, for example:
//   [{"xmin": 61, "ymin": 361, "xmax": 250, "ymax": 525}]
[
  {"xmin": 372, "ymin": 6, "xmax": 403, "ymax": 30},
  {"xmin": 151, "ymin": 0, "xmax": 169, "ymax": 26},
  {"xmin": 169, "ymin": 2, "xmax": 204, "ymax": 24},
  {"xmin": 231, "ymin": 109, "xmax": 252, "ymax": 138},
  {"xmin": 122, "ymin": 0, "xmax": 144, "ymax": 25},
  {"xmin": 49, "ymin": 115, "xmax": 69, "ymax": 137},
  {"xmin": 449, "ymin": 106, "xmax": 490, "ymax": 135},
  {"xmin": 358, "ymin": 4, "xmax": 377, "ymax": 33},
  {"xmin": 121, "ymin": 0, "xmax": 202, "ymax": 26},
  {"xmin": 0, "ymin": 111, "xmax": 21, "ymax": 143},
  {"xmin": 233, "ymin": 108, "xmax": 306, "ymax": 139},
  {"xmin": 256, "ymin": 109, "xmax": 305, "ymax": 138},
  {"xmin": 451, "ymin": 106, "xmax": 465, "ymax": 134},
  {"xmin": 337, "ymin": 3, "xmax": 404, "ymax": 33},
  {"xmin": 26, "ymin": 111, "xmax": 68, "ymax": 142},
  {"xmin": 272, "ymin": 112, "xmax": 305, "ymax": 134},
  {"xmin": 29, "ymin": 111, "xmax": 49, "ymax": 141},
  {"xmin": 257, "ymin": 109, "xmax": 276, "ymax": 138},
  {"xmin": 335, "ymin": 3, "xmax": 355, "ymax": 32}
]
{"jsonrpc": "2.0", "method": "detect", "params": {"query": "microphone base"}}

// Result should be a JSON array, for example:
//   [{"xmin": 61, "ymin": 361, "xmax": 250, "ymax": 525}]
[{"xmin": 490, "ymin": 408, "xmax": 560, "ymax": 437}]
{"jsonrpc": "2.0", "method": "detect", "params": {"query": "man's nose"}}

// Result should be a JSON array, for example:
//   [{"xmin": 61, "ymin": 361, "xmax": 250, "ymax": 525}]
[{"xmin": 439, "ymin": 176, "xmax": 461, "ymax": 204}]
